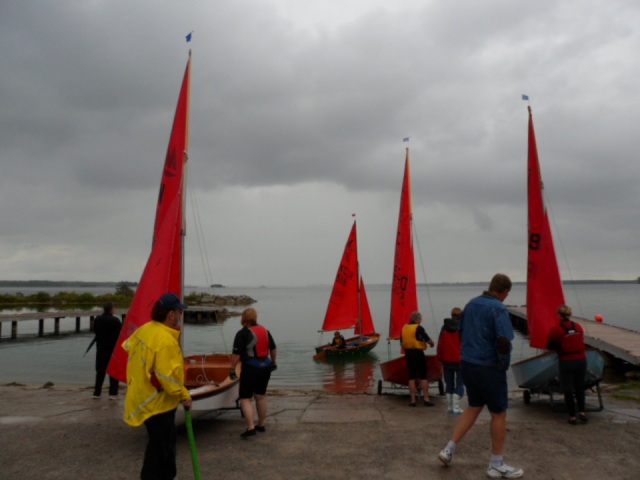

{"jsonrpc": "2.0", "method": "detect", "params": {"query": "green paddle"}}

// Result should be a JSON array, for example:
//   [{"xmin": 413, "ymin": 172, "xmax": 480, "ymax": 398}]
[{"xmin": 184, "ymin": 407, "xmax": 202, "ymax": 480}]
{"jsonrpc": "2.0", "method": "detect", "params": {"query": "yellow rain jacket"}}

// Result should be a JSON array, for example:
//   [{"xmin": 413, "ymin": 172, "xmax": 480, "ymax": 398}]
[{"xmin": 123, "ymin": 321, "xmax": 190, "ymax": 427}]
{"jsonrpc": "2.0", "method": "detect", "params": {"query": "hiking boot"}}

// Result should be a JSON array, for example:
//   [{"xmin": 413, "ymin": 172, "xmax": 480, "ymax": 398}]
[
  {"xmin": 486, "ymin": 463, "xmax": 524, "ymax": 478},
  {"xmin": 438, "ymin": 448, "xmax": 453, "ymax": 466}
]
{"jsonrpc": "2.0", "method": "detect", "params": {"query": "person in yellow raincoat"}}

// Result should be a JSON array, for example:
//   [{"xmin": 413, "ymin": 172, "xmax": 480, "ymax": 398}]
[{"xmin": 123, "ymin": 292, "xmax": 192, "ymax": 480}]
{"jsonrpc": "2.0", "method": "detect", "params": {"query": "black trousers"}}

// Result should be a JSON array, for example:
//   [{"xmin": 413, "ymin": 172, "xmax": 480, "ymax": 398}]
[
  {"xmin": 93, "ymin": 368, "xmax": 119, "ymax": 397},
  {"xmin": 559, "ymin": 358, "xmax": 587, "ymax": 417},
  {"xmin": 141, "ymin": 409, "xmax": 177, "ymax": 480}
]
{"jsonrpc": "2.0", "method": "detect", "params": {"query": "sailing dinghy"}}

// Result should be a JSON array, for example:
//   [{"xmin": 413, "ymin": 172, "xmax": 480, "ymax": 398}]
[
  {"xmin": 378, "ymin": 147, "xmax": 442, "ymax": 394},
  {"xmin": 107, "ymin": 52, "xmax": 240, "ymax": 424},
  {"xmin": 511, "ymin": 106, "xmax": 604, "ymax": 408},
  {"xmin": 315, "ymin": 219, "xmax": 380, "ymax": 359}
]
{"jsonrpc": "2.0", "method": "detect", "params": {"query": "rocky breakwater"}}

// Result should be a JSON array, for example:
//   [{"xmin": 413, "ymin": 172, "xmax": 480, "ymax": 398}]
[{"xmin": 183, "ymin": 293, "xmax": 257, "ymax": 324}]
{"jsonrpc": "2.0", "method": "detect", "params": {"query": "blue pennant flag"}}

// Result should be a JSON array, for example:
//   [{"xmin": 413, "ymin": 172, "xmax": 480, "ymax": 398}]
[
  {"xmin": 186, "ymin": 32, "xmax": 193, "ymax": 43},
  {"xmin": 522, "ymin": 94, "xmax": 529, "ymax": 101},
  {"xmin": 403, "ymin": 137, "xmax": 410, "ymax": 142}
]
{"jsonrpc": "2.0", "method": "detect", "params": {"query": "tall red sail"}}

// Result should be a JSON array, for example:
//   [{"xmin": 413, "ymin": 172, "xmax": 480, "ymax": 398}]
[
  {"xmin": 107, "ymin": 55, "xmax": 191, "ymax": 382},
  {"xmin": 526, "ymin": 106, "xmax": 565, "ymax": 350},
  {"xmin": 322, "ymin": 221, "xmax": 361, "ymax": 331},
  {"xmin": 389, "ymin": 148, "xmax": 418, "ymax": 339}
]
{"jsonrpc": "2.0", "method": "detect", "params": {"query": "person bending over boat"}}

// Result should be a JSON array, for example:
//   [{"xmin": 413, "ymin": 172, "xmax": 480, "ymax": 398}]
[
  {"xmin": 331, "ymin": 331, "xmax": 347, "ymax": 349},
  {"xmin": 438, "ymin": 273, "xmax": 523, "ymax": 479},
  {"xmin": 92, "ymin": 302, "xmax": 122, "ymax": 399},
  {"xmin": 230, "ymin": 308, "xmax": 278, "ymax": 438},
  {"xmin": 123, "ymin": 292, "xmax": 192, "ymax": 480},
  {"xmin": 401, "ymin": 311, "xmax": 435, "ymax": 407},
  {"xmin": 437, "ymin": 307, "xmax": 464, "ymax": 415},
  {"xmin": 546, "ymin": 304, "xmax": 588, "ymax": 425}
]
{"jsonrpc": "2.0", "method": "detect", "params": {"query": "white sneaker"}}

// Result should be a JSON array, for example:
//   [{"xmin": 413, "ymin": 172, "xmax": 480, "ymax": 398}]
[
  {"xmin": 438, "ymin": 448, "xmax": 453, "ymax": 466},
  {"xmin": 486, "ymin": 463, "xmax": 524, "ymax": 478}
]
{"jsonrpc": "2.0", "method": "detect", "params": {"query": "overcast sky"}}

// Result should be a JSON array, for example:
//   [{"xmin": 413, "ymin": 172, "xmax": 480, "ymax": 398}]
[{"xmin": 1, "ymin": 0, "xmax": 638, "ymax": 288}]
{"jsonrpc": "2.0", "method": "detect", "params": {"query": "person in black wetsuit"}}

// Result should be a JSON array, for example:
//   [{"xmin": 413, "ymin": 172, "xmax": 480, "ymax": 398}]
[{"xmin": 92, "ymin": 302, "xmax": 122, "ymax": 399}]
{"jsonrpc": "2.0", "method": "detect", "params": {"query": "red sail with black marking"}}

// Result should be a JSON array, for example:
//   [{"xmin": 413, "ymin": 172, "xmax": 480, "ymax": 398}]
[
  {"xmin": 107, "ymin": 55, "xmax": 191, "ymax": 382},
  {"xmin": 389, "ymin": 148, "xmax": 418, "ymax": 340},
  {"xmin": 526, "ymin": 106, "xmax": 565, "ymax": 350}
]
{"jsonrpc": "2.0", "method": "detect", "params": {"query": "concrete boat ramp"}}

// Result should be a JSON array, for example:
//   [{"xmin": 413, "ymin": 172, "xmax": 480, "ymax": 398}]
[{"xmin": 1, "ymin": 384, "xmax": 639, "ymax": 479}]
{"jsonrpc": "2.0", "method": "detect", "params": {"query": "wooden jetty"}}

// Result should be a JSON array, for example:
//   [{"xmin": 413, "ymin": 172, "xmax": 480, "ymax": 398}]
[
  {"xmin": 508, "ymin": 306, "xmax": 640, "ymax": 367},
  {"xmin": 0, "ymin": 306, "xmax": 231, "ymax": 339}
]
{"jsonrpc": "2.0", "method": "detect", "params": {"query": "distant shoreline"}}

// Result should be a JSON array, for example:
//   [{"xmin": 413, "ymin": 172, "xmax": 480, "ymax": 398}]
[{"xmin": 0, "ymin": 279, "xmax": 637, "ymax": 289}]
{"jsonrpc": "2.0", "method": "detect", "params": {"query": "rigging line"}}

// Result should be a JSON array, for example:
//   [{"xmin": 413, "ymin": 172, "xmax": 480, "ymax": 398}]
[
  {"xmin": 543, "ymin": 189, "xmax": 587, "ymax": 331},
  {"xmin": 412, "ymin": 221, "xmax": 437, "ymax": 332},
  {"xmin": 186, "ymin": 171, "xmax": 212, "ymax": 288},
  {"xmin": 185, "ymin": 169, "xmax": 230, "ymax": 353}
]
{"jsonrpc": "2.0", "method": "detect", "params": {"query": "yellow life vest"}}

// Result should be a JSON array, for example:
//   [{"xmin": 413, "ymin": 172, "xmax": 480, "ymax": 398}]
[
  {"xmin": 123, "ymin": 321, "xmax": 190, "ymax": 427},
  {"xmin": 401, "ymin": 323, "xmax": 427, "ymax": 350}
]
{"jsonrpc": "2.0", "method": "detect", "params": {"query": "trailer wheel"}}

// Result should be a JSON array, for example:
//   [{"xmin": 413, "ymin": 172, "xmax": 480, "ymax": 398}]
[
  {"xmin": 377, "ymin": 380, "xmax": 383, "ymax": 395},
  {"xmin": 523, "ymin": 390, "xmax": 531, "ymax": 405}
]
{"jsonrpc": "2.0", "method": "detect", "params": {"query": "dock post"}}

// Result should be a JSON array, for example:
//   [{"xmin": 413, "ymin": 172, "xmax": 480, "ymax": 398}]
[
  {"xmin": 54, "ymin": 317, "xmax": 61, "ymax": 336},
  {"xmin": 75, "ymin": 316, "xmax": 81, "ymax": 333},
  {"xmin": 12, "ymin": 321, "xmax": 18, "ymax": 339},
  {"xmin": 38, "ymin": 319, "xmax": 44, "ymax": 337}
]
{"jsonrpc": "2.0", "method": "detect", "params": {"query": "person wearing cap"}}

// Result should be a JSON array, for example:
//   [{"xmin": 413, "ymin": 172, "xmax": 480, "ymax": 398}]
[
  {"xmin": 92, "ymin": 302, "xmax": 122, "ymax": 399},
  {"xmin": 123, "ymin": 292, "xmax": 192, "ymax": 480},
  {"xmin": 230, "ymin": 307, "xmax": 277, "ymax": 438},
  {"xmin": 546, "ymin": 304, "xmax": 588, "ymax": 425}
]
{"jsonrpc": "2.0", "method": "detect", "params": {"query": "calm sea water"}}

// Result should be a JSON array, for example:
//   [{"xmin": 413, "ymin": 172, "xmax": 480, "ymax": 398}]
[{"xmin": 0, "ymin": 283, "xmax": 637, "ymax": 393}]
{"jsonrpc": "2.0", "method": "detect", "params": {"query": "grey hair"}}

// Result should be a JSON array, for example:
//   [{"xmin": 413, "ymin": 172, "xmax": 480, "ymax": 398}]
[{"xmin": 409, "ymin": 311, "xmax": 422, "ymax": 323}]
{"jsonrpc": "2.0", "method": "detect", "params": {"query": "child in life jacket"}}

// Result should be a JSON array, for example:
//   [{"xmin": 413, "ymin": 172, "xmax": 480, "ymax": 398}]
[{"xmin": 437, "ymin": 307, "xmax": 464, "ymax": 414}]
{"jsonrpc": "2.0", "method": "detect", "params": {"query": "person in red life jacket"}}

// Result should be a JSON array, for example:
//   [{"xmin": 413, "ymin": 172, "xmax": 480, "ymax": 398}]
[
  {"xmin": 230, "ymin": 308, "xmax": 277, "ymax": 438},
  {"xmin": 546, "ymin": 304, "xmax": 588, "ymax": 425},
  {"xmin": 401, "ymin": 311, "xmax": 436, "ymax": 407},
  {"xmin": 331, "ymin": 331, "xmax": 347, "ymax": 349},
  {"xmin": 437, "ymin": 307, "xmax": 464, "ymax": 415}
]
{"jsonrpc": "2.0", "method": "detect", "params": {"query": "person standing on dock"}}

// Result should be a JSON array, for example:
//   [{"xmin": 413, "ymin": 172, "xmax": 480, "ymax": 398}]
[
  {"xmin": 92, "ymin": 302, "xmax": 122, "ymax": 399},
  {"xmin": 230, "ymin": 307, "xmax": 277, "ymax": 438},
  {"xmin": 438, "ymin": 273, "xmax": 523, "ymax": 479},
  {"xmin": 123, "ymin": 292, "xmax": 192, "ymax": 480},
  {"xmin": 546, "ymin": 304, "xmax": 588, "ymax": 425},
  {"xmin": 401, "ymin": 311, "xmax": 436, "ymax": 407},
  {"xmin": 437, "ymin": 307, "xmax": 464, "ymax": 414}
]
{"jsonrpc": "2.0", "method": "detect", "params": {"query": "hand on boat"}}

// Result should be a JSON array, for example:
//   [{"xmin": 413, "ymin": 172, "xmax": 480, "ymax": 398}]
[{"xmin": 229, "ymin": 369, "xmax": 238, "ymax": 380}]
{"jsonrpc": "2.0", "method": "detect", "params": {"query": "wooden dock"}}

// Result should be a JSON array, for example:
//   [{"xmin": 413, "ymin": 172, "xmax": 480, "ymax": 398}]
[
  {"xmin": 507, "ymin": 306, "xmax": 640, "ymax": 367},
  {"xmin": 0, "ymin": 306, "xmax": 230, "ymax": 339}
]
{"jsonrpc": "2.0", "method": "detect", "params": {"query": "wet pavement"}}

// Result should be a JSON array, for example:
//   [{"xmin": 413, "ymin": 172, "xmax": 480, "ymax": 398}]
[{"xmin": 1, "ymin": 383, "xmax": 639, "ymax": 479}]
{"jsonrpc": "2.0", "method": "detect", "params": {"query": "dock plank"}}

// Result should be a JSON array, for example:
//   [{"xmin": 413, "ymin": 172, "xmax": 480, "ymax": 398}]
[{"xmin": 508, "ymin": 306, "xmax": 640, "ymax": 366}]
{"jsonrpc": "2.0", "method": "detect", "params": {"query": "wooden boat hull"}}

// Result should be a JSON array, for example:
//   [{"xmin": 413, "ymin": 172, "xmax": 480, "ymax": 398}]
[
  {"xmin": 315, "ymin": 333, "xmax": 380, "ymax": 358},
  {"xmin": 511, "ymin": 348, "xmax": 605, "ymax": 392},
  {"xmin": 379, "ymin": 354, "xmax": 443, "ymax": 386},
  {"xmin": 175, "ymin": 353, "xmax": 240, "ymax": 424}
]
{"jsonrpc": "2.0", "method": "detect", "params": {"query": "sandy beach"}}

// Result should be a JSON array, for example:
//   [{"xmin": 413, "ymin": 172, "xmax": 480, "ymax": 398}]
[{"xmin": 1, "ymin": 382, "xmax": 639, "ymax": 479}]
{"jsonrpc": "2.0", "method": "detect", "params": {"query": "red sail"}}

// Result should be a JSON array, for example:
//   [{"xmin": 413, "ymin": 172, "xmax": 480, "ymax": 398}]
[
  {"xmin": 107, "ymin": 55, "xmax": 191, "ymax": 382},
  {"xmin": 389, "ymin": 148, "xmax": 418, "ymax": 339},
  {"xmin": 354, "ymin": 277, "xmax": 375, "ymax": 336},
  {"xmin": 321, "ymin": 221, "xmax": 361, "ymax": 331},
  {"xmin": 526, "ymin": 106, "xmax": 565, "ymax": 350}
]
